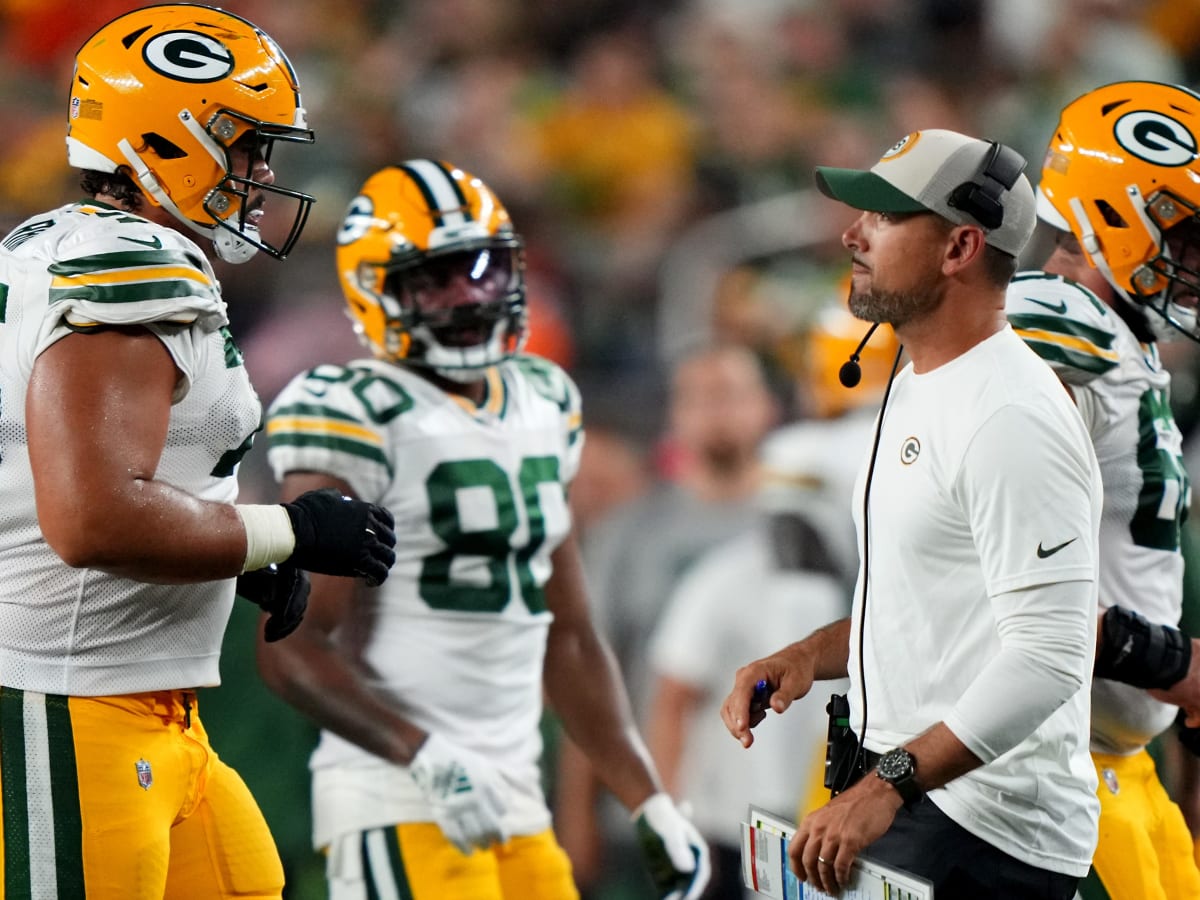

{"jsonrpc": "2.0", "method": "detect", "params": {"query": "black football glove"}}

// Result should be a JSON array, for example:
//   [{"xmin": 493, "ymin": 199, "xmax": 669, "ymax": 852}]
[
  {"xmin": 282, "ymin": 488, "xmax": 396, "ymax": 586},
  {"xmin": 236, "ymin": 562, "xmax": 310, "ymax": 642}
]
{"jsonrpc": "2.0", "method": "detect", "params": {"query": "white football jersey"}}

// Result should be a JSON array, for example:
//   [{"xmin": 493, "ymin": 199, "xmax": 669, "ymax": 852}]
[
  {"xmin": 0, "ymin": 201, "xmax": 259, "ymax": 695},
  {"xmin": 1007, "ymin": 271, "xmax": 1189, "ymax": 753},
  {"xmin": 265, "ymin": 355, "xmax": 583, "ymax": 846}
]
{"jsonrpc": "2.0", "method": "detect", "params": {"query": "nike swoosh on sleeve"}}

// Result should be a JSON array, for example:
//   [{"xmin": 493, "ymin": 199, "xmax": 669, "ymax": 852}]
[
  {"xmin": 1025, "ymin": 297, "xmax": 1068, "ymax": 315},
  {"xmin": 1036, "ymin": 537, "xmax": 1077, "ymax": 558},
  {"xmin": 118, "ymin": 235, "xmax": 163, "ymax": 249}
]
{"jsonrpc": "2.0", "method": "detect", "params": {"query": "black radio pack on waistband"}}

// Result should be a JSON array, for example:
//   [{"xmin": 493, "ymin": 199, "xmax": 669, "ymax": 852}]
[{"xmin": 824, "ymin": 693, "xmax": 880, "ymax": 795}]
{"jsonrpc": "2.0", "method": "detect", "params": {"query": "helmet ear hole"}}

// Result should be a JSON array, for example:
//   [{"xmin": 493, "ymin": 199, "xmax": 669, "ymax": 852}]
[
  {"xmin": 1094, "ymin": 199, "xmax": 1128, "ymax": 229},
  {"xmin": 141, "ymin": 133, "xmax": 185, "ymax": 160}
]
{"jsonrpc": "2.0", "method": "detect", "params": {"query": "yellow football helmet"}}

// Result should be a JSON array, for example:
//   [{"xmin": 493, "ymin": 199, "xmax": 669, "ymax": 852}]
[
  {"xmin": 337, "ymin": 161, "xmax": 527, "ymax": 379},
  {"xmin": 801, "ymin": 301, "xmax": 899, "ymax": 419},
  {"xmin": 1038, "ymin": 80, "xmax": 1200, "ymax": 341},
  {"xmin": 68, "ymin": 4, "xmax": 315, "ymax": 263}
]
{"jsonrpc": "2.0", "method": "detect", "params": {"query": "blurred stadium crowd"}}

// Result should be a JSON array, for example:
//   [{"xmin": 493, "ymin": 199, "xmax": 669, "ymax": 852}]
[
  {"xmin": 7, "ymin": 0, "xmax": 1200, "ymax": 440},
  {"xmin": 5, "ymin": 1, "xmax": 1200, "ymax": 897}
]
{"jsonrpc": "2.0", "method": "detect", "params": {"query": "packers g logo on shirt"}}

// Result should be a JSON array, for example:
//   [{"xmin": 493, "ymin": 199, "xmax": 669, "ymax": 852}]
[
  {"xmin": 1113, "ymin": 110, "xmax": 1198, "ymax": 168},
  {"xmin": 142, "ymin": 31, "xmax": 235, "ymax": 83},
  {"xmin": 900, "ymin": 436, "xmax": 921, "ymax": 465}
]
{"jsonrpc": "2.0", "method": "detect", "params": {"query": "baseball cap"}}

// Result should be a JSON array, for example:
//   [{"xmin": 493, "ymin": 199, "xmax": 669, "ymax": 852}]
[{"xmin": 814, "ymin": 129, "xmax": 1037, "ymax": 257}]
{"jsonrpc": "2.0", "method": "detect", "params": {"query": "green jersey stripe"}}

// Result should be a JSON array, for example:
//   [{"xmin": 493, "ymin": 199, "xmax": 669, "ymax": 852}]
[
  {"xmin": 270, "ymin": 433, "xmax": 394, "ymax": 476},
  {"xmin": 45, "ymin": 695, "xmax": 84, "ymax": 897},
  {"xmin": 47, "ymin": 249, "xmax": 203, "ymax": 276},
  {"xmin": 1023, "ymin": 339, "xmax": 1119, "ymax": 375},
  {"xmin": 362, "ymin": 832, "xmax": 383, "ymax": 900},
  {"xmin": 1, "ymin": 687, "xmax": 31, "ymax": 900},
  {"xmin": 1008, "ymin": 312, "xmax": 1117, "ymax": 350},
  {"xmin": 270, "ymin": 402, "xmax": 364, "ymax": 424},
  {"xmin": 385, "ymin": 827, "xmax": 415, "ymax": 900},
  {"xmin": 50, "ymin": 278, "xmax": 215, "ymax": 305}
]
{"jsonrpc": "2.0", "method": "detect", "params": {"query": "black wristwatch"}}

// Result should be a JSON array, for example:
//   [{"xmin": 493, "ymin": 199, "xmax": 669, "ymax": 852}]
[{"xmin": 875, "ymin": 747, "xmax": 922, "ymax": 809}]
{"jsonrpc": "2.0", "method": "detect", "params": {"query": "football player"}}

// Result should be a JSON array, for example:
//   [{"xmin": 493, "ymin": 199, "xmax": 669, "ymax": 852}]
[
  {"xmin": 0, "ymin": 6, "xmax": 396, "ymax": 898},
  {"xmin": 256, "ymin": 161, "xmax": 710, "ymax": 900},
  {"xmin": 1005, "ymin": 80, "xmax": 1200, "ymax": 900}
]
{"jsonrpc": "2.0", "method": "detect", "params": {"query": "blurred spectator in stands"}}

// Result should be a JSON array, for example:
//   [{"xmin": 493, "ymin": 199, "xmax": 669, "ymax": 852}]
[{"xmin": 556, "ymin": 342, "xmax": 776, "ymax": 899}]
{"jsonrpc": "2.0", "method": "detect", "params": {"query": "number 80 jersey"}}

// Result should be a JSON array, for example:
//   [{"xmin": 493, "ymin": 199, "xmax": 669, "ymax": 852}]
[{"xmin": 265, "ymin": 355, "xmax": 583, "ymax": 832}]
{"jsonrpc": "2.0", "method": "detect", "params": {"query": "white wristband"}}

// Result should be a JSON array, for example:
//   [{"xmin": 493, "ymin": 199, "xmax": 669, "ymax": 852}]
[{"xmin": 234, "ymin": 504, "xmax": 296, "ymax": 573}]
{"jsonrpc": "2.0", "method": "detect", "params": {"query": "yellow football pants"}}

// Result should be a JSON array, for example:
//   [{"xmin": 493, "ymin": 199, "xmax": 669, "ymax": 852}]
[
  {"xmin": 1086, "ymin": 749, "xmax": 1200, "ymax": 900},
  {"xmin": 326, "ymin": 823, "xmax": 579, "ymax": 900},
  {"xmin": 0, "ymin": 688, "xmax": 283, "ymax": 899}
]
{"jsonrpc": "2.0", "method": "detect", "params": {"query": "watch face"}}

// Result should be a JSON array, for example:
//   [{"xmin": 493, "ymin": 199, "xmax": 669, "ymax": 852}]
[{"xmin": 879, "ymin": 749, "xmax": 913, "ymax": 780}]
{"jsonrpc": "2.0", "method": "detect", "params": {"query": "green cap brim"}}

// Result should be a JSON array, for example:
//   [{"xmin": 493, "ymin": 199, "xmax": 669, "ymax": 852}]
[{"xmin": 814, "ymin": 167, "xmax": 929, "ymax": 214}]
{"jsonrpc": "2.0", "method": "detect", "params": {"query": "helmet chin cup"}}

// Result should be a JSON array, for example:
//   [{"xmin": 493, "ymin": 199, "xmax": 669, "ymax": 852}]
[
  {"xmin": 212, "ymin": 222, "xmax": 261, "ymax": 265},
  {"xmin": 432, "ymin": 365, "xmax": 489, "ymax": 384}
]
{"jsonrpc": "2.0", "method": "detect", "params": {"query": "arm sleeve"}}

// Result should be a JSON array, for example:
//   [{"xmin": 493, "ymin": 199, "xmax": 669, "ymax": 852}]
[{"xmin": 943, "ymin": 579, "xmax": 1095, "ymax": 763}]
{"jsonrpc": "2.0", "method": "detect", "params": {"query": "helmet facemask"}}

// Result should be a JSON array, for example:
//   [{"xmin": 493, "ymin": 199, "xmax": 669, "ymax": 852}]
[
  {"xmin": 370, "ymin": 239, "xmax": 528, "ymax": 380},
  {"xmin": 198, "ymin": 110, "xmax": 315, "ymax": 262},
  {"xmin": 122, "ymin": 106, "xmax": 314, "ymax": 263},
  {"xmin": 1128, "ymin": 192, "xmax": 1200, "ymax": 342}
]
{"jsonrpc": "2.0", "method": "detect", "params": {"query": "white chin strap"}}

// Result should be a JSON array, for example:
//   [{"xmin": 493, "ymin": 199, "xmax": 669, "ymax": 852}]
[{"xmin": 212, "ymin": 225, "xmax": 260, "ymax": 264}]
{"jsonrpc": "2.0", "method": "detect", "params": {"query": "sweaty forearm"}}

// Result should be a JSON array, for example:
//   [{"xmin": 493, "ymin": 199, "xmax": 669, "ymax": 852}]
[{"xmin": 40, "ymin": 479, "xmax": 249, "ymax": 583}]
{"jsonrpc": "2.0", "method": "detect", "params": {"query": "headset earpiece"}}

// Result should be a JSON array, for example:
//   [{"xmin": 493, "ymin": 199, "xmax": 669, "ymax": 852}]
[{"xmin": 947, "ymin": 142, "xmax": 1026, "ymax": 231}]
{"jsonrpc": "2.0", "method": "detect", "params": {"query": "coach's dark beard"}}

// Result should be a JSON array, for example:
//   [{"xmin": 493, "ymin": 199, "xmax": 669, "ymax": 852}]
[{"xmin": 848, "ymin": 281, "xmax": 944, "ymax": 330}]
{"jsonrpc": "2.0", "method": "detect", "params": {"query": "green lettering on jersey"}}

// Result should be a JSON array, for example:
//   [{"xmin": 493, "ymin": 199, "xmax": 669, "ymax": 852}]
[
  {"xmin": 422, "ymin": 460, "xmax": 518, "ymax": 613},
  {"xmin": 211, "ymin": 418, "xmax": 261, "ymax": 478},
  {"xmin": 420, "ymin": 455, "xmax": 559, "ymax": 614},
  {"xmin": 513, "ymin": 356, "xmax": 572, "ymax": 411},
  {"xmin": 219, "ymin": 327, "xmax": 244, "ymax": 368},
  {"xmin": 0, "ymin": 283, "xmax": 7, "ymax": 323},
  {"xmin": 2, "ymin": 218, "xmax": 54, "ymax": 251},
  {"xmin": 90, "ymin": 209, "xmax": 148, "ymax": 225},
  {"xmin": 1132, "ymin": 387, "xmax": 1190, "ymax": 550},
  {"xmin": 300, "ymin": 365, "xmax": 414, "ymax": 423}
]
